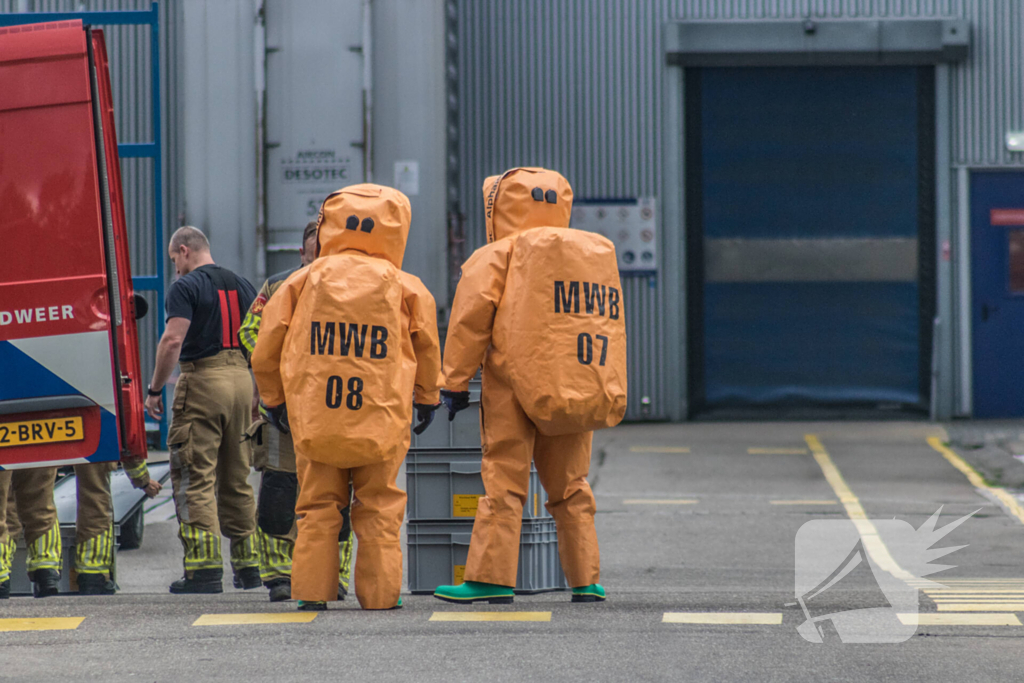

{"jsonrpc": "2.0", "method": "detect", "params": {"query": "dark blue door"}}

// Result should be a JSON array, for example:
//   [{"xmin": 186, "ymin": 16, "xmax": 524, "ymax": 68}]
[
  {"xmin": 970, "ymin": 172, "xmax": 1024, "ymax": 417},
  {"xmin": 688, "ymin": 66, "xmax": 933, "ymax": 411}
]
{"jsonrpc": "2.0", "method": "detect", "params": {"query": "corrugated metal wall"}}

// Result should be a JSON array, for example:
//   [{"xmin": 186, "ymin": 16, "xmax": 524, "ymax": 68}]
[
  {"xmin": 456, "ymin": 0, "xmax": 1023, "ymax": 420},
  {"xmin": 457, "ymin": 0, "xmax": 668, "ymax": 419},
  {"xmin": 953, "ymin": 1, "xmax": 1024, "ymax": 165},
  {"xmin": 0, "ymin": 0, "xmax": 181, "ymax": 385}
]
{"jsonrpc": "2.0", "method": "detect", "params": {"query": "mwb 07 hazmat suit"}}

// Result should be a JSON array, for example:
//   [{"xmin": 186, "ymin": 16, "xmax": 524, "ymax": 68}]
[
  {"xmin": 436, "ymin": 168, "xmax": 627, "ymax": 603},
  {"xmin": 252, "ymin": 184, "xmax": 442, "ymax": 610}
]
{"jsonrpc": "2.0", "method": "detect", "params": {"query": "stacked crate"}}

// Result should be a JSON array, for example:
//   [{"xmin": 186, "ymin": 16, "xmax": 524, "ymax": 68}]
[{"xmin": 405, "ymin": 380, "xmax": 568, "ymax": 594}]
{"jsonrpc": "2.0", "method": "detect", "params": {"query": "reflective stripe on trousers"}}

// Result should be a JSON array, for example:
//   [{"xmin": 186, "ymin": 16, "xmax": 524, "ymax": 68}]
[
  {"xmin": 178, "ymin": 523, "xmax": 259, "ymax": 573},
  {"xmin": 27, "ymin": 522, "xmax": 62, "ymax": 573},
  {"xmin": 179, "ymin": 523, "xmax": 223, "ymax": 572},
  {"xmin": 74, "ymin": 524, "xmax": 114, "ymax": 574},
  {"xmin": 0, "ymin": 538, "xmax": 15, "ymax": 582},
  {"xmin": 258, "ymin": 527, "xmax": 354, "ymax": 587},
  {"xmin": 230, "ymin": 533, "xmax": 259, "ymax": 570}
]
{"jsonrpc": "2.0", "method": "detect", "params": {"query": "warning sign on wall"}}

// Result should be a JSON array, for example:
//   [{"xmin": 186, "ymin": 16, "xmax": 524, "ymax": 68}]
[{"xmin": 571, "ymin": 198, "xmax": 658, "ymax": 273}]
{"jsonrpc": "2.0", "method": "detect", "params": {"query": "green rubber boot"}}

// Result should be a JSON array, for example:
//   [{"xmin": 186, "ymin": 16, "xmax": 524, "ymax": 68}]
[
  {"xmin": 433, "ymin": 581, "xmax": 514, "ymax": 604},
  {"xmin": 571, "ymin": 584, "xmax": 606, "ymax": 603},
  {"xmin": 297, "ymin": 600, "xmax": 327, "ymax": 611}
]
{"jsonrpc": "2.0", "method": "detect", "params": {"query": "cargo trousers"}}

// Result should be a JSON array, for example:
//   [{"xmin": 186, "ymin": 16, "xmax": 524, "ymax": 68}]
[
  {"xmin": 464, "ymin": 362, "xmax": 600, "ymax": 589},
  {"xmin": 72, "ymin": 461, "xmax": 117, "ymax": 577},
  {"xmin": 0, "ymin": 467, "xmax": 61, "ymax": 582},
  {"xmin": 168, "ymin": 350, "xmax": 258, "ymax": 577},
  {"xmin": 245, "ymin": 420, "xmax": 353, "ymax": 590}
]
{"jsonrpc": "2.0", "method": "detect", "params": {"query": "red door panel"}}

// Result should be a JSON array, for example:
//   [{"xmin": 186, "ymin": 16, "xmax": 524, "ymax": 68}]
[{"xmin": 91, "ymin": 29, "xmax": 148, "ymax": 460}]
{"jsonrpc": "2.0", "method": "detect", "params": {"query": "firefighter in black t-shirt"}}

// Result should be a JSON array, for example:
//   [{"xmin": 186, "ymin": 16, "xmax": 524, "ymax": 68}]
[{"xmin": 145, "ymin": 226, "xmax": 260, "ymax": 594}]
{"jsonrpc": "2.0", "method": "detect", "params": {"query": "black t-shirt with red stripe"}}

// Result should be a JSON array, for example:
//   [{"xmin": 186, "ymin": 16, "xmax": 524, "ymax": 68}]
[{"xmin": 165, "ymin": 264, "xmax": 257, "ymax": 362}]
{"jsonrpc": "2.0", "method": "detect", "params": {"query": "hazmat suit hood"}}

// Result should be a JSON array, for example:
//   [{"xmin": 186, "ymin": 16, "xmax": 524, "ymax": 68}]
[
  {"xmin": 482, "ymin": 167, "xmax": 573, "ymax": 243},
  {"xmin": 316, "ymin": 183, "xmax": 412, "ymax": 268}
]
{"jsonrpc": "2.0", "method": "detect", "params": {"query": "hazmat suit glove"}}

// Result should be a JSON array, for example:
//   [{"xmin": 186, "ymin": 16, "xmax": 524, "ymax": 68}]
[
  {"xmin": 262, "ymin": 401, "xmax": 291, "ymax": 434},
  {"xmin": 440, "ymin": 390, "xmax": 471, "ymax": 422},
  {"xmin": 413, "ymin": 402, "xmax": 440, "ymax": 435}
]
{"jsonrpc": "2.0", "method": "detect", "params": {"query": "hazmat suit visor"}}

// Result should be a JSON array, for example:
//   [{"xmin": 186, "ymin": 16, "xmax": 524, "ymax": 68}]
[
  {"xmin": 316, "ymin": 184, "xmax": 412, "ymax": 268},
  {"xmin": 482, "ymin": 167, "xmax": 573, "ymax": 243}
]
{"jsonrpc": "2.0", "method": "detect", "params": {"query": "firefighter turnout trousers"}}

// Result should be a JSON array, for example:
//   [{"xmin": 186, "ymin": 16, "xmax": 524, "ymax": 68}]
[
  {"xmin": 168, "ymin": 350, "xmax": 258, "ymax": 576},
  {"xmin": 73, "ymin": 461, "xmax": 117, "ymax": 577},
  {"xmin": 246, "ymin": 421, "xmax": 353, "ymax": 590},
  {"xmin": 0, "ymin": 468, "xmax": 61, "ymax": 581},
  {"xmin": 464, "ymin": 361, "xmax": 600, "ymax": 589}
]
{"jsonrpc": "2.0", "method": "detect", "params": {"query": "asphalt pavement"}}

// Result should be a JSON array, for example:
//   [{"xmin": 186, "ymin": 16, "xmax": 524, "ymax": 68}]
[{"xmin": 2, "ymin": 420, "xmax": 1023, "ymax": 682}]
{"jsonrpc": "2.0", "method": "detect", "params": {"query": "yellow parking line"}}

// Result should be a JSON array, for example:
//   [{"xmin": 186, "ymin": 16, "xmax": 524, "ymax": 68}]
[
  {"xmin": 429, "ymin": 612, "xmax": 551, "ymax": 622},
  {"xmin": 662, "ymin": 612, "xmax": 782, "ymax": 625},
  {"xmin": 934, "ymin": 599, "xmax": 1024, "ymax": 603},
  {"xmin": 928, "ymin": 589, "xmax": 1024, "ymax": 593},
  {"xmin": 769, "ymin": 500, "xmax": 838, "ymax": 505},
  {"xmin": 898, "ymin": 613, "xmax": 1022, "ymax": 626},
  {"xmin": 748, "ymin": 448, "xmax": 809, "ymax": 455},
  {"xmin": 805, "ymin": 435, "xmax": 917, "ymax": 584},
  {"xmin": 936, "ymin": 579, "xmax": 1024, "ymax": 583},
  {"xmin": 193, "ymin": 613, "xmax": 318, "ymax": 626},
  {"xmin": 926, "ymin": 437, "xmax": 1024, "ymax": 526},
  {"xmin": 623, "ymin": 499, "xmax": 698, "ymax": 505},
  {"xmin": 936, "ymin": 603, "xmax": 1024, "ymax": 612},
  {"xmin": 630, "ymin": 446, "xmax": 690, "ymax": 453},
  {"xmin": 0, "ymin": 617, "xmax": 85, "ymax": 632}
]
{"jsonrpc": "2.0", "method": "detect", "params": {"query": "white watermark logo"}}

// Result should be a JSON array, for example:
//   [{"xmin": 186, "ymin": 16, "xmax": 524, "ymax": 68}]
[{"xmin": 793, "ymin": 508, "xmax": 974, "ymax": 643}]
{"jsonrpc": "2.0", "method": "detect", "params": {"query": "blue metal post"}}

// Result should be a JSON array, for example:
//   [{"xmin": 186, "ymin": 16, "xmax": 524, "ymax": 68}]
[{"xmin": 148, "ymin": 2, "xmax": 167, "ymax": 450}]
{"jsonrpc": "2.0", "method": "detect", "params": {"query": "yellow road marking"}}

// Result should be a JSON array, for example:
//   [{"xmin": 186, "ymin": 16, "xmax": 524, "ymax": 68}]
[
  {"xmin": 934, "ymin": 600, "xmax": 1024, "ymax": 604},
  {"xmin": 927, "ymin": 437, "xmax": 1024, "ymax": 526},
  {"xmin": 0, "ymin": 617, "xmax": 84, "ymax": 632},
  {"xmin": 623, "ymin": 499, "xmax": 698, "ymax": 505},
  {"xmin": 630, "ymin": 446, "xmax": 690, "ymax": 453},
  {"xmin": 429, "ymin": 611, "xmax": 551, "ymax": 622},
  {"xmin": 748, "ymin": 448, "xmax": 809, "ymax": 455},
  {"xmin": 769, "ymin": 500, "xmax": 838, "ymax": 505},
  {"xmin": 933, "ymin": 581, "xmax": 1024, "ymax": 585},
  {"xmin": 805, "ymin": 435, "xmax": 918, "ymax": 584},
  {"xmin": 928, "ymin": 590, "xmax": 1024, "ymax": 594},
  {"xmin": 898, "ymin": 613, "xmax": 1022, "ymax": 626},
  {"xmin": 936, "ymin": 603, "xmax": 1024, "ymax": 612},
  {"xmin": 662, "ymin": 612, "xmax": 782, "ymax": 625},
  {"xmin": 193, "ymin": 613, "xmax": 318, "ymax": 626}
]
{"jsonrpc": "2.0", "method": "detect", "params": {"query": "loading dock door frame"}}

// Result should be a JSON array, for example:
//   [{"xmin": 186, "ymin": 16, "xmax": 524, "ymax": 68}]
[{"xmin": 662, "ymin": 18, "xmax": 969, "ymax": 420}]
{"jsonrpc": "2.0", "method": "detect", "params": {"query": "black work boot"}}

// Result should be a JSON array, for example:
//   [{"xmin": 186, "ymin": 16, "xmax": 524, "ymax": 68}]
[
  {"xmin": 0, "ymin": 579, "xmax": 10, "ymax": 599},
  {"xmin": 77, "ymin": 572, "xmax": 116, "ymax": 595},
  {"xmin": 233, "ymin": 566, "xmax": 261, "ymax": 590},
  {"xmin": 266, "ymin": 578, "xmax": 291, "ymax": 602},
  {"xmin": 169, "ymin": 568, "xmax": 223, "ymax": 594},
  {"xmin": 31, "ymin": 569, "xmax": 60, "ymax": 598}
]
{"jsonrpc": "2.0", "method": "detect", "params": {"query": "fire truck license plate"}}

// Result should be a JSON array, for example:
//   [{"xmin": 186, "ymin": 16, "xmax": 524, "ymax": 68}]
[{"xmin": 0, "ymin": 417, "xmax": 85, "ymax": 448}]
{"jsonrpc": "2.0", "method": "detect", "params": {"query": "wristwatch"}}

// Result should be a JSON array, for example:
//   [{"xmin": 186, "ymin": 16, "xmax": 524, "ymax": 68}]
[{"xmin": 147, "ymin": 384, "xmax": 163, "ymax": 397}]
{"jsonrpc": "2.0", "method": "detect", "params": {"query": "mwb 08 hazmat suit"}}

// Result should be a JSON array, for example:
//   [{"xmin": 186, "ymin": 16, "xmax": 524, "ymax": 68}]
[
  {"xmin": 436, "ymin": 168, "xmax": 627, "ymax": 604},
  {"xmin": 252, "ymin": 184, "xmax": 442, "ymax": 610}
]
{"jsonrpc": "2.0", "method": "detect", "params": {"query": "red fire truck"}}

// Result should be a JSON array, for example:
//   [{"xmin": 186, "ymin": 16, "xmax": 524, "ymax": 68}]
[{"xmin": 0, "ymin": 20, "xmax": 148, "ymax": 470}]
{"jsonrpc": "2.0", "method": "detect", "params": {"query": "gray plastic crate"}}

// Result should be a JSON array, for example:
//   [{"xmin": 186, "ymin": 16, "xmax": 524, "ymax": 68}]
[
  {"xmin": 411, "ymin": 380, "xmax": 482, "ymax": 449},
  {"xmin": 406, "ymin": 449, "xmax": 551, "ymax": 521},
  {"xmin": 406, "ymin": 519, "xmax": 568, "ymax": 594}
]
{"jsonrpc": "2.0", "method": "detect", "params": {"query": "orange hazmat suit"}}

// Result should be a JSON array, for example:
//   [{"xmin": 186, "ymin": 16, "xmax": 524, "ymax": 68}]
[
  {"xmin": 252, "ymin": 184, "xmax": 442, "ymax": 609},
  {"xmin": 443, "ymin": 167, "xmax": 627, "ymax": 588}
]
